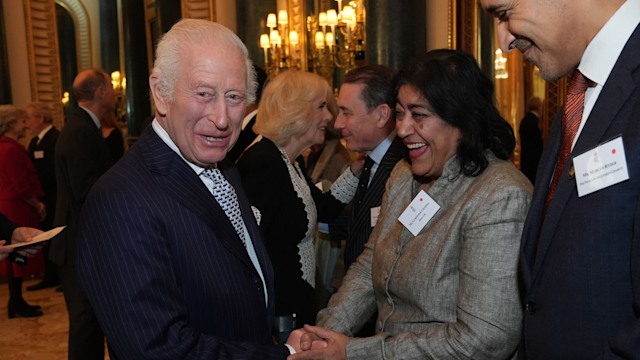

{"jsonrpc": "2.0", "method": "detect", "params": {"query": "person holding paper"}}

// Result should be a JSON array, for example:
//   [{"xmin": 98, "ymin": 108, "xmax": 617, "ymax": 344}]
[
  {"xmin": 0, "ymin": 105, "xmax": 46, "ymax": 319},
  {"xmin": 289, "ymin": 49, "xmax": 532, "ymax": 360},
  {"xmin": 0, "ymin": 212, "xmax": 43, "ymax": 261}
]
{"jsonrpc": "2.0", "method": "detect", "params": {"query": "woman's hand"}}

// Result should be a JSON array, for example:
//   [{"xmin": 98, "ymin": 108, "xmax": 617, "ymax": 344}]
[{"xmin": 288, "ymin": 324, "xmax": 348, "ymax": 360}]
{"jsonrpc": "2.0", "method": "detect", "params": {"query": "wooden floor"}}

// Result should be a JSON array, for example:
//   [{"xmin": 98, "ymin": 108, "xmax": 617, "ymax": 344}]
[{"xmin": 0, "ymin": 277, "xmax": 109, "ymax": 359}]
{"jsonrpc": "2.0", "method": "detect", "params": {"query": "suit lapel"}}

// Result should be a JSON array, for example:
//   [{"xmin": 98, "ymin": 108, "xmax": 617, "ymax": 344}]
[
  {"xmin": 139, "ymin": 129, "xmax": 255, "ymax": 270},
  {"xmin": 348, "ymin": 136, "xmax": 405, "ymax": 259},
  {"xmin": 355, "ymin": 136, "xmax": 404, "ymax": 219},
  {"xmin": 221, "ymin": 160, "xmax": 276, "ymax": 305},
  {"xmin": 520, "ymin": 111, "xmax": 561, "ymax": 284},
  {"xmin": 530, "ymin": 25, "xmax": 640, "ymax": 284}
]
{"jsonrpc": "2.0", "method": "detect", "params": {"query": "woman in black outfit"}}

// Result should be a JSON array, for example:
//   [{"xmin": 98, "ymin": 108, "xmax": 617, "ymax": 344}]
[{"xmin": 237, "ymin": 70, "xmax": 361, "ymax": 339}]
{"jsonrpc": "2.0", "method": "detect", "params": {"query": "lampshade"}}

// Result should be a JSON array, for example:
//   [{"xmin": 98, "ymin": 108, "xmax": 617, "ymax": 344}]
[
  {"xmin": 319, "ymin": 12, "xmax": 327, "ymax": 27},
  {"xmin": 326, "ymin": 10, "xmax": 338, "ymax": 26},
  {"xmin": 315, "ymin": 31, "xmax": 325, "ymax": 49},
  {"xmin": 260, "ymin": 34, "xmax": 270, "ymax": 49},
  {"xmin": 266, "ymin": 13, "xmax": 277, "ymax": 28},
  {"xmin": 289, "ymin": 31, "xmax": 299, "ymax": 46},
  {"xmin": 278, "ymin": 10, "xmax": 288, "ymax": 25},
  {"xmin": 270, "ymin": 29, "xmax": 280, "ymax": 45}
]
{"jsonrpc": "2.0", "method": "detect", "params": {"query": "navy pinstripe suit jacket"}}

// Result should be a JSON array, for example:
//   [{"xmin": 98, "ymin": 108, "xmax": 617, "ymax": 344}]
[{"xmin": 76, "ymin": 126, "xmax": 289, "ymax": 359}]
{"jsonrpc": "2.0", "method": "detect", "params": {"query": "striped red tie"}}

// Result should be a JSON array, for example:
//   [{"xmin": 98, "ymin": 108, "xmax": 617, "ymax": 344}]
[{"xmin": 544, "ymin": 70, "xmax": 591, "ymax": 213}]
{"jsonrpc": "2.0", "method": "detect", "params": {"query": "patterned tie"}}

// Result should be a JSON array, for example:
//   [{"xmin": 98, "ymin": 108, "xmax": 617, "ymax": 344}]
[
  {"xmin": 202, "ymin": 167, "xmax": 247, "ymax": 247},
  {"xmin": 354, "ymin": 156, "xmax": 374, "ymax": 211},
  {"xmin": 544, "ymin": 70, "xmax": 591, "ymax": 213}
]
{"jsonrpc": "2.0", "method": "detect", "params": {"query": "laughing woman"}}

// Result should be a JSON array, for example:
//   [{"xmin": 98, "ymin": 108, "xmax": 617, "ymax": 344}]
[
  {"xmin": 290, "ymin": 49, "xmax": 532, "ymax": 360},
  {"xmin": 236, "ymin": 70, "xmax": 359, "ymax": 341}
]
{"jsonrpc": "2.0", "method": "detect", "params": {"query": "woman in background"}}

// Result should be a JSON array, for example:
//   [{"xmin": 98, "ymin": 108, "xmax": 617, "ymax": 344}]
[
  {"xmin": 291, "ymin": 49, "xmax": 531, "ymax": 360},
  {"xmin": 237, "ymin": 70, "xmax": 360, "ymax": 340},
  {"xmin": 0, "ymin": 105, "xmax": 45, "ymax": 318}
]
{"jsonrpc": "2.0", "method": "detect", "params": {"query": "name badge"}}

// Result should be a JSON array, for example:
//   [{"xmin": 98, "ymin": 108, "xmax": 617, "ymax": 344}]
[
  {"xmin": 370, "ymin": 206, "xmax": 380, "ymax": 227},
  {"xmin": 573, "ymin": 136, "xmax": 629, "ymax": 197},
  {"xmin": 398, "ymin": 190, "xmax": 440, "ymax": 236},
  {"xmin": 34, "ymin": 150, "xmax": 44, "ymax": 159}
]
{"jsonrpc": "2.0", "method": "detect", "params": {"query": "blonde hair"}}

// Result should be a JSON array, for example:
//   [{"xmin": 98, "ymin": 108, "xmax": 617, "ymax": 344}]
[
  {"xmin": 0, "ymin": 105, "xmax": 27, "ymax": 136},
  {"xmin": 254, "ymin": 70, "xmax": 335, "ymax": 147}
]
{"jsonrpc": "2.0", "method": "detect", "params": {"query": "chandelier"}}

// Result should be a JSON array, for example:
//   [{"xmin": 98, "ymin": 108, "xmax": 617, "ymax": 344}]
[
  {"xmin": 111, "ymin": 70, "xmax": 127, "ymax": 120},
  {"xmin": 259, "ymin": 0, "xmax": 366, "ymax": 80},
  {"xmin": 259, "ymin": 11, "xmax": 302, "ymax": 77}
]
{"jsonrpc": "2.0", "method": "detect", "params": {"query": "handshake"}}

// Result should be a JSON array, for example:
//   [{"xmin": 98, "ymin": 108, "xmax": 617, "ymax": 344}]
[{"xmin": 285, "ymin": 325, "xmax": 349, "ymax": 360}]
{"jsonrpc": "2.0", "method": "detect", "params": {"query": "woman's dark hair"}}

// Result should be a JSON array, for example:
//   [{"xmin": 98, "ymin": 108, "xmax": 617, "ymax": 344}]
[{"xmin": 393, "ymin": 49, "xmax": 515, "ymax": 176}]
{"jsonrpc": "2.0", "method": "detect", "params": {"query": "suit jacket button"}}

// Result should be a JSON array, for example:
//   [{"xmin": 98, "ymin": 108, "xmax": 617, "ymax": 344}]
[{"xmin": 525, "ymin": 302, "xmax": 536, "ymax": 314}]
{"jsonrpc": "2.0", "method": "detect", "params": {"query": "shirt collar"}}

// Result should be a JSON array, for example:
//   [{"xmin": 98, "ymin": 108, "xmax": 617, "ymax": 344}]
[
  {"xmin": 37, "ymin": 124, "xmax": 53, "ymax": 140},
  {"xmin": 79, "ymin": 106, "xmax": 101, "ymax": 129},
  {"xmin": 366, "ymin": 130, "xmax": 396, "ymax": 164},
  {"xmin": 151, "ymin": 118, "xmax": 206, "ymax": 176},
  {"xmin": 579, "ymin": 0, "xmax": 640, "ymax": 86}
]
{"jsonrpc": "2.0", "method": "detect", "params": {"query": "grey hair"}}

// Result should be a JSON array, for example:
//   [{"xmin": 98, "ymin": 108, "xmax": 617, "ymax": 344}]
[
  {"xmin": 27, "ymin": 102, "xmax": 55, "ymax": 124},
  {"xmin": 0, "ymin": 105, "xmax": 26, "ymax": 136},
  {"xmin": 152, "ymin": 19, "xmax": 257, "ymax": 104}
]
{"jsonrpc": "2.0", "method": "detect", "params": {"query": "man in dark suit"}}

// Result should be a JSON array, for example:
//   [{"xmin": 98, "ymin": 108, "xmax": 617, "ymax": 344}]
[
  {"xmin": 51, "ymin": 68, "xmax": 114, "ymax": 359},
  {"xmin": 329, "ymin": 65, "xmax": 405, "ymax": 272},
  {"xmin": 24, "ymin": 102, "xmax": 60, "ymax": 291},
  {"xmin": 518, "ymin": 96, "xmax": 543, "ymax": 184},
  {"xmin": 481, "ymin": 0, "xmax": 640, "ymax": 358},
  {"xmin": 327, "ymin": 65, "xmax": 404, "ymax": 337},
  {"xmin": 75, "ymin": 19, "xmax": 304, "ymax": 359}
]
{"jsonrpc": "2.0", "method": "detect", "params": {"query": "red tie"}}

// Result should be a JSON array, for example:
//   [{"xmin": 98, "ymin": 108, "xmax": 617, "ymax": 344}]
[{"xmin": 544, "ymin": 70, "xmax": 591, "ymax": 213}]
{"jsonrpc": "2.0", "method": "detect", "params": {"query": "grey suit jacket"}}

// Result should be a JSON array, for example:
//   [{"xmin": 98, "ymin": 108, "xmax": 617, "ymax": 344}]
[{"xmin": 318, "ymin": 153, "xmax": 532, "ymax": 359}]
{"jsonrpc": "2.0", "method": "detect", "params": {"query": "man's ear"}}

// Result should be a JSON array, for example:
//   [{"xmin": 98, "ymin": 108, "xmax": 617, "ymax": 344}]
[
  {"xmin": 375, "ymin": 104, "xmax": 392, "ymax": 129},
  {"xmin": 149, "ymin": 74, "xmax": 168, "ymax": 116}
]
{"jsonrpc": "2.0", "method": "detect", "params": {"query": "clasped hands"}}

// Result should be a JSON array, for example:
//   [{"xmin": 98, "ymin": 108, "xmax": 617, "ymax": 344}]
[{"xmin": 286, "ymin": 324, "xmax": 349, "ymax": 360}]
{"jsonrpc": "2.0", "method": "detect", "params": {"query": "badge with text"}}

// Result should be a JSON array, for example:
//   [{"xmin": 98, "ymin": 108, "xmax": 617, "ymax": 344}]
[
  {"xmin": 34, "ymin": 150, "xmax": 44, "ymax": 159},
  {"xmin": 398, "ymin": 190, "xmax": 440, "ymax": 236},
  {"xmin": 370, "ymin": 206, "xmax": 381, "ymax": 227},
  {"xmin": 573, "ymin": 136, "xmax": 629, "ymax": 197}
]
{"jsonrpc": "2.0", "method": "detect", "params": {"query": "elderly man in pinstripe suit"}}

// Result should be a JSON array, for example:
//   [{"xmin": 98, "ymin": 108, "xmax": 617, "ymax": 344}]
[{"xmin": 75, "ymin": 19, "xmax": 306, "ymax": 359}]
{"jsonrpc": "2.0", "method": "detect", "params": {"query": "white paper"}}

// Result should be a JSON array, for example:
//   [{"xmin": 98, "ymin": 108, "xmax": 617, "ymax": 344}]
[{"xmin": 6, "ymin": 226, "xmax": 66, "ymax": 249}]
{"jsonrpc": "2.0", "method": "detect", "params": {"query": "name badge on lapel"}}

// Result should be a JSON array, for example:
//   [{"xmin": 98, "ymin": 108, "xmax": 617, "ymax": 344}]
[
  {"xmin": 370, "ymin": 207, "xmax": 380, "ymax": 227},
  {"xmin": 34, "ymin": 150, "xmax": 44, "ymax": 159},
  {"xmin": 573, "ymin": 136, "xmax": 629, "ymax": 197},
  {"xmin": 398, "ymin": 190, "xmax": 440, "ymax": 236}
]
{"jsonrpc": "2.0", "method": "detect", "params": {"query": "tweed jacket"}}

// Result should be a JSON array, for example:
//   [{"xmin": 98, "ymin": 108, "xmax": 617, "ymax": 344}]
[{"xmin": 318, "ymin": 153, "xmax": 532, "ymax": 359}]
